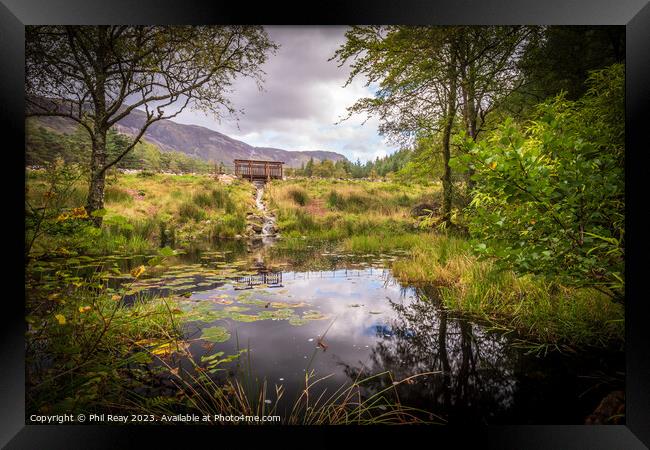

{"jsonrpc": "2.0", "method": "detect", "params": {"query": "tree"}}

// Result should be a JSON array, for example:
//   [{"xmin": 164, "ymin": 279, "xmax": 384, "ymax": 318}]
[
  {"xmin": 334, "ymin": 26, "xmax": 528, "ymax": 226},
  {"xmin": 334, "ymin": 26, "xmax": 459, "ymax": 225},
  {"xmin": 517, "ymin": 26, "xmax": 625, "ymax": 102},
  {"xmin": 26, "ymin": 26, "xmax": 277, "ymax": 224},
  {"xmin": 304, "ymin": 158, "xmax": 314, "ymax": 177}
]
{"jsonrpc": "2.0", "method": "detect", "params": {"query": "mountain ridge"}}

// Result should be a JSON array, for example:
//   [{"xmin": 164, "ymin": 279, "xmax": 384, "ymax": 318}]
[{"xmin": 28, "ymin": 104, "xmax": 347, "ymax": 168}]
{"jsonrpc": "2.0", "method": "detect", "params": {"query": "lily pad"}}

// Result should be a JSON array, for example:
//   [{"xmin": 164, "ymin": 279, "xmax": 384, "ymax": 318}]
[
  {"xmin": 303, "ymin": 310, "xmax": 329, "ymax": 320},
  {"xmin": 230, "ymin": 313, "xmax": 263, "ymax": 322},
  {"xmin": 288, "ymin": 317, "xmax": 308, "ymax": 326},
  {"xmin": 200, "ymin": 326, "xmax": 231, "ymax": 343},
  {"xmin": 224, "ymin": 306, "xmax": 250, "ymax": 312}
]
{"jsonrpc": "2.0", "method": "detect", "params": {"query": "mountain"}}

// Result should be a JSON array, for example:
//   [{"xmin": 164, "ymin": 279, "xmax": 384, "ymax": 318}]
[{"xmin": 28, "ymin": 106, "xmax": 347, "ymax": 168}]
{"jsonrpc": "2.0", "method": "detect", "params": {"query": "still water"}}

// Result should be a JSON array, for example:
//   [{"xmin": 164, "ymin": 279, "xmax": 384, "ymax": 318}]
[{"xmin": 90, "ymin": 240, "xmax": 621, "ymax": 425}]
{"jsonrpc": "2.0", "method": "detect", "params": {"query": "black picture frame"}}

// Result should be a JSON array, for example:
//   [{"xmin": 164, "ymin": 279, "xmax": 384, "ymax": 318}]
[{"xmin": 2, "ymin": 0, "xmax": 648, "ymax": 448}]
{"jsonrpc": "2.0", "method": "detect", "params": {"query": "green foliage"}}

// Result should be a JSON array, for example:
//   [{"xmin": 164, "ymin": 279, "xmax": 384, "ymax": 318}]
[
  {"xmin": 454, "ymin": 64, "xmax": 624, "ymax": 299},
  {"xmin": 25, "ymin": 159, "xmax": 91, "ymax": 258}
]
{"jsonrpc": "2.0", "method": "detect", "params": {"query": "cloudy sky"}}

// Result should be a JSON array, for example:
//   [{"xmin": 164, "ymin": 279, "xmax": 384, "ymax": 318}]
[{"xmin": 170, "ymin": 26, "xmax": 394, "ymax": 163}]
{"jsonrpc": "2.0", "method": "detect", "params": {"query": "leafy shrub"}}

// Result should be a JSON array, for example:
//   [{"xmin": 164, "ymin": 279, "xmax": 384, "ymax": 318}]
[{"xmin": 453, "ymin": 64, "xmax": 624, "ymax": 299}]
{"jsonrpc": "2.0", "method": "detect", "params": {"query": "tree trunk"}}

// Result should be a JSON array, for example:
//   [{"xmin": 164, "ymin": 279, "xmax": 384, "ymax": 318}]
[
  {"xmin": 441, "ymin": 75, "xmax": 457, "ymax": 228},
  {"xmin": 86, "ymin": 27, "xmax": 109, "ymax": 227},
  {"xmin": 87, "ymin": 131, "xmax": 107, "ymax": 226},
  {"xmin": 461, "ymin": 78, "xmax": 478, "ymax": 195}
]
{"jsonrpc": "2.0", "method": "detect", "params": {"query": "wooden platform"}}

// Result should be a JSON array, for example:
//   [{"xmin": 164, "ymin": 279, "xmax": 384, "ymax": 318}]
[{"xmin": 234, "ymin": 159, "xmax": 284, "ymax": 181}]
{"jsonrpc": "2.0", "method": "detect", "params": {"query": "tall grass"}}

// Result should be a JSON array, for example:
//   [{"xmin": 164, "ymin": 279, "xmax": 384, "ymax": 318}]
[
  {"xmin": 342, "ymin": 233, "xmax": 422, "ymax": 253},
  {"xmin": 391, "ymin": 233, "xmax": 625, "ymax": 349},
  {"xmin": 178, "ymin": 202, "xmax": 207, "ymax": 222},
  {"xmin": 105, "ymin": 186, "xmax": 134, "ymax": 204},
  {"xmin": 287, "ymin": 187, "xmax": 309, "ymax": 206}
]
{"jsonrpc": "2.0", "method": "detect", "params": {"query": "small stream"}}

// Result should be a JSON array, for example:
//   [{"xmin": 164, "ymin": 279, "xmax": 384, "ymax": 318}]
[{"xmin": 253, "ymin": 181, "xmax": 278, "ymax": 246}]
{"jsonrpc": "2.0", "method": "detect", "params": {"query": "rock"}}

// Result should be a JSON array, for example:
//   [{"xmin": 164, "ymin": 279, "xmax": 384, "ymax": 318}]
[{"xmin": 249, "ymin": 223, "xmax": 263, "ymax": 233}]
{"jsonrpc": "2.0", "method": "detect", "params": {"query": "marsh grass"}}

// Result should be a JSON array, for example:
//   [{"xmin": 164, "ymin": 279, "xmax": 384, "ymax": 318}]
[
  {"xmin": 26, "ymin": 171, "xmax": 256, "ymax": 256},
  {"xmin": 287, "ymin": 187, "xmax": 309, "ymax": 206},
  {"xmin": 392, "ymin": 233, "xmax": 624, "ymax": 349},
  {"xmin": 267, "ymin": 179, "xmax": 438, "ymax": 241}
]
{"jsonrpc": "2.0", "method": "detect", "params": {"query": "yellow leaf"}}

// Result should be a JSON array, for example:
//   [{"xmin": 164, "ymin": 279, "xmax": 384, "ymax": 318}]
[
  {"xmin": 54, "ymin": 314, "xmax": 66, "ymax": 325},
  {"xmin": 71, "ymin": 206, "xmax": 88, "ymax": 219},
  {"xmin": 130, "ymin": 265, "xmax": 146, "ymax": 278},
  {"xmin": 79, "ymin": 306, "xmax": 91, "ymax": 313},
  {"xmin": 111, "ymin": 294, "xmax": 121, "ymax": 301},
  {"xmin": 489, "ymin": 162, "xmax": 497, "ymax": 170},
  {"xmin": 151, "ymin": 343, "xmax": 173, "ymax": 356}
]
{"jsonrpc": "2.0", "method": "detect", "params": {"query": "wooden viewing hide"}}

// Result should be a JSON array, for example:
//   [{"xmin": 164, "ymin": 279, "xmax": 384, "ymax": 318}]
[{"xmin": 234, "ymin": 159, "xmax": 284, "ymax": 181}]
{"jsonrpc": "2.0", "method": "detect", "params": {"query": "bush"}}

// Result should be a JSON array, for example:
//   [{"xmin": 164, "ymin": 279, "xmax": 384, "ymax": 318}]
[{"xmin": 453, "ymin": 64, "xmax": 624, "ymax": 299}]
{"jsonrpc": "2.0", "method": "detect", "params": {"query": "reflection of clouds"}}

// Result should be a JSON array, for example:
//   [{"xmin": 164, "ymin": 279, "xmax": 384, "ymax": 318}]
[
  {"xmin": 188, "ymin": 266, "xmax": 520, "ymax": 421},
  {"xmin": 280, "ymin": 269, "xmax": 413, "ymax": 344}
]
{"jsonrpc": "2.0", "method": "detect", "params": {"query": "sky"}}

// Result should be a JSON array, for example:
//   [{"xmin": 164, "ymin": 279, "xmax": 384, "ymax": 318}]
[{"xmin": 170, "ymin": 26, "xmax": 395, "ymax": 163}]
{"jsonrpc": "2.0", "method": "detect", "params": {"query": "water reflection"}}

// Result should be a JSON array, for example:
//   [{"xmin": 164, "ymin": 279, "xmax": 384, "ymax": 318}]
[
  {"xmin": 234, "ymin": 271, "xmax": 283, "ymax": 289},
  {"xmin": 339, "ymin": 286, "xmax": 518, "ymax": 423}
]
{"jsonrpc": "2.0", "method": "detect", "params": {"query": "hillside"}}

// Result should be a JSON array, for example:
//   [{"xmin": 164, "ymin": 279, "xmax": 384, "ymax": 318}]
[{"xmin": 28, "ymin": 106, "xmax": 347, "ymax": 168}]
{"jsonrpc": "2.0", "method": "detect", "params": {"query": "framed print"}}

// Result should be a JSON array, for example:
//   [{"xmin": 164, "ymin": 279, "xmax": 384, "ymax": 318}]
[{"xmin": 2, "ymin": 0, "xmax": 649, "ymax": 448}]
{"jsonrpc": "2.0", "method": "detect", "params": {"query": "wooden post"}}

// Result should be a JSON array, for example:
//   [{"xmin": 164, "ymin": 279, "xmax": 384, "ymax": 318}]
[{"xmin": 249, "ymin": 160, "xmax": 252, "ymax": 181}]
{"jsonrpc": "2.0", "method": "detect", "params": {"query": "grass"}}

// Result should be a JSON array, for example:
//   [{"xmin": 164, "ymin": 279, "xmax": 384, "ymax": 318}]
[
  {"xmin": 266, "ymin": 178, "xmax": 437, "ymax": 242},
  {"xmin": 342, "ymin": 233, "xmax": 422, "ymax": 253},
  {"xmin": 26, "ymin": 170, "xmax": 256, "ymax": 256},
  {"xmin": 391, "ymin": 233, "xmax": 625, "ymax": 350}
]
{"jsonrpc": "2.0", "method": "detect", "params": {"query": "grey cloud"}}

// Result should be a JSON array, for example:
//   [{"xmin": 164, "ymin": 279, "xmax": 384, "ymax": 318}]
[{"xmin": 170, "ymin": 26, "xmax": 396, "ymax": 162}]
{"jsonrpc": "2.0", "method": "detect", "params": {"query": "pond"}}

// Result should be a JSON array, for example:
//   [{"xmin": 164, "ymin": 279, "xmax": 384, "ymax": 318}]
[
  {"xmin": 45, "ymin": 240, "xmax": 622, "ymax": 425},
  {"xmin": 26, "ymin": 166, "xmax": 624, "ymax": 425}
]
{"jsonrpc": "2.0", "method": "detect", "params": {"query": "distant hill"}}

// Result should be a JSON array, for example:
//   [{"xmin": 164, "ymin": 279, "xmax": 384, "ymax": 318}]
[{"xmin": 28, "ymin": 105, "xmax": 347, "ymax": 168}]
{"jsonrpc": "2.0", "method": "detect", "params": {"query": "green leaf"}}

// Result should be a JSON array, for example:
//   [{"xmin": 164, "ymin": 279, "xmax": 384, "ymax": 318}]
[
  {"xmin": 158, "ymin": 247, "xmax": 176, "ymax": 257},
  {"xmin": 200, "ymin": 326, "xmax": 231, "ymax": 343}
]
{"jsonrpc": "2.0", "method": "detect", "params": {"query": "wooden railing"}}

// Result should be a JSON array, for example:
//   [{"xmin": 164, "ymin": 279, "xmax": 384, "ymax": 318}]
[{"xmin": 234, "ymin": 159, "xmax": 284, "ymax": 180}]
